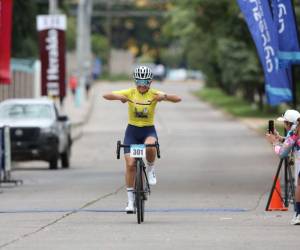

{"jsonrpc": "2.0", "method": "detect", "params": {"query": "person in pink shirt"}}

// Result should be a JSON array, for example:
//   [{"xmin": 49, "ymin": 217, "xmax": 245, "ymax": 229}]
[{"xmin": 266, "ymin": 110, "xmax": 300, "ymax": 225}]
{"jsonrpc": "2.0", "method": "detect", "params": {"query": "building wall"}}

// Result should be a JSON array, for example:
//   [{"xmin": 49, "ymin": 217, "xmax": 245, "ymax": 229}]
[{"xmin": 110, "ymin": 49, "xmax": 134, "ymax": 75}]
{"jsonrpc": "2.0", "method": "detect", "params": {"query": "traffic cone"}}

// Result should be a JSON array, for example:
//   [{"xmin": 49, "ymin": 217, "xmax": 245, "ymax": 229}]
[{"xmin": 267, "ymin": 178, "xmax": 288, "ymax": 211}]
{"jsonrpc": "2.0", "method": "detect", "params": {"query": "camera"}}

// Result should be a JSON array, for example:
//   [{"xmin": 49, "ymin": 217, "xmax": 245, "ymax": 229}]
[{"xmin": 268, "ymin": 120, "xmax": 274, "ymax": 134}]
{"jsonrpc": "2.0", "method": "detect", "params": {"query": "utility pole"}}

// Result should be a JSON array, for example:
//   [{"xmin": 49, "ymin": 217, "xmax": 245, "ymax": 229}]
[
  {"xmin": 76, "ymin": 0, "xmax": 93, "ymax": 106},
  {"xmin": 106, "ymin": 1, "xmax": 112, "ymax": 74},
  {"xmin": 49, "ymin": 0, "xmax": 58, "ymax": 15}
]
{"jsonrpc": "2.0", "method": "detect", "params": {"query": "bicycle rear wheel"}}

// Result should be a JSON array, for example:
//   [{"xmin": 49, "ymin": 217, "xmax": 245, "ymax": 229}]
[{"xmin": 135, "ymin": 160, "xmax": 144, "ymax": 224}]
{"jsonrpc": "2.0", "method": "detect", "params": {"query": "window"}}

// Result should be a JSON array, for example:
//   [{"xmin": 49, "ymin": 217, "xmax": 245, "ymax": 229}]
[{"xmin": 0, "ymin": 104, "xmax": 53, "ymax": 120}]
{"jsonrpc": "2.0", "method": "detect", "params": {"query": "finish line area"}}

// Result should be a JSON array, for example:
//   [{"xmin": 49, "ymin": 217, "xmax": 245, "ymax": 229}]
[{"xmin": 0, "ymin": 207, "xmax": 248, "ymax": 214}]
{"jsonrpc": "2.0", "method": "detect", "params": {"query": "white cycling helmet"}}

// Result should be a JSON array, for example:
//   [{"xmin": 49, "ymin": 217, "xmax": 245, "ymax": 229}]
[{"xmin": 133, "ymin": 66, "xmax": 153, "ymax": 80}]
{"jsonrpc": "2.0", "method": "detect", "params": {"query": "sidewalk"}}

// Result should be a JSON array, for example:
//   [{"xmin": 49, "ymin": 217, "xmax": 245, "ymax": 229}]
[
  {"xmin": 61, "ymin": 84, "xmax": 97, "ymax": 140},
  {"xmin": 239, "ymin": 117, "xmax": 267, "ymax": 134}
]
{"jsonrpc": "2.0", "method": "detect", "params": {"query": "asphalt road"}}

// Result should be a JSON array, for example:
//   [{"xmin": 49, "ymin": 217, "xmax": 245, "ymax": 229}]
[{"xmin": 0, "ymin": 81, "xmax": 299, "ymax": 250}]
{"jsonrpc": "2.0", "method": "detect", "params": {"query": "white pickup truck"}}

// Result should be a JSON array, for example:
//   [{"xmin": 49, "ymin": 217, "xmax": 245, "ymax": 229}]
[{"xmin": 0, "ymin": 98, "xmax": 72, "ymax": 169}]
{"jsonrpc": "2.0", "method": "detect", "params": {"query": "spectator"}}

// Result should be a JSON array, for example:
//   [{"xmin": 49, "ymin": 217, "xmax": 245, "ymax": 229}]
[
  {"xmin": 85, "ymin": 74, "xmax": 93, "ymax": 98},
  {"xmin": 92, "ymin": 57, "xmax": 102, "ymax": 80},
  {"xmin": 69, "ymin": 75, "xmax": 78, "ymax": 97},
  {"xmin": 266, "ymin": 109, "xmax": 300, "ymax": 225}
]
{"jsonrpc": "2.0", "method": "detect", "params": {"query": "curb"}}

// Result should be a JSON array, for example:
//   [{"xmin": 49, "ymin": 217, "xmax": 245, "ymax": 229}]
[{"xmin": 69, "ymin": 85, "xmax": 97, "ymax": 142}]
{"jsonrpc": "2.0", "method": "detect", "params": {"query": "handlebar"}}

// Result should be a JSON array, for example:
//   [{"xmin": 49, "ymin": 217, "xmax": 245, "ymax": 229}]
[
  {"xmin": 127, "ymin": 99, "xmax": 153, "ymax": 106},
  {"xmin": 116, "ymin": 140, "xmax": 160, "ymax": 159}
]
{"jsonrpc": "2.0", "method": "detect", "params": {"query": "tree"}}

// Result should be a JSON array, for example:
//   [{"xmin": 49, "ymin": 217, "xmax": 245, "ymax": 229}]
[
  {"xmin": 12, "ymin": 0, "xmax": 74, "ymax": 57},
  {"xmin": 66, "ymin": 16, "xmax": 77, "ymax": 51},
  {"xmin": 12, "ymin": 1, "xmax": 39, "ymax": 58},
  {"xmin": 91, "ymin": 34, "xmax": 109, "ymax": 64},
  {"xmin": 163, "ymin": 0, "xmax": 265, "ymax": 107}
]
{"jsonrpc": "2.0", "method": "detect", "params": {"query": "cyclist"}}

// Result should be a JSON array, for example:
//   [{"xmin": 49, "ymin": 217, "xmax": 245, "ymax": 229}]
[
  {"xmin": 266, "ymin": 109, "xmax": 300, "ymax": 225},
  {"xmin": 103, "ymin": 65, "xmax": 181, "ymax": 212}
]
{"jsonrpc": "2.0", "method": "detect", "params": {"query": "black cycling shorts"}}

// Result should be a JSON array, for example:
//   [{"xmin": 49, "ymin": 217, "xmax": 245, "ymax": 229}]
[{"xmin": 123, "ymin": 124, "xmax": 158, "ymax": 154}]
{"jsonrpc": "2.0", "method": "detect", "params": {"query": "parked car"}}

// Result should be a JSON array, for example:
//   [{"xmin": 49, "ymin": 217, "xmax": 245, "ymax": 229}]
[
  {"xmin": 152, "ymin": 64, "xmax": 166, "ymax": 81},
  {"xmin": 0, "ymin": 98, "xmax": 72, "ymax": 169},
  {"xmin": 166, "ymin": 68, "xmax": 188, "ymax": 81},
  {"xmin": 166, "ymin": 68, "xmax": 204, "ymax": 81}
]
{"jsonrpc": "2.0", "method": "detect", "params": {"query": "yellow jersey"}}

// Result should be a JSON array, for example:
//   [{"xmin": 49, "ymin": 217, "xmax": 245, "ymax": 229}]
[{"xmin": 113, "ymin": 87, "xmax": 164, "ymax": 127}]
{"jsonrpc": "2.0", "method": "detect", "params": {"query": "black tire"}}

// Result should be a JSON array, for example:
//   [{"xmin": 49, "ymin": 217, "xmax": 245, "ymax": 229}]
[
  {"xmin": 140, "ymin": 164, "xmax": 145, "ymax": 223},
  {"xmin": 141, "ymin": 197, "xmax": 145, "ymax": 222},
  {"xmin": 48, "ymin": 139, "xmax": 59, "ymax": 170},
  {"xmin": 135, "ymin": 160, "xmax": 144, "ymax": 224},
  {"xmin": 49, "ymin": 155, "xmax": 58, "ymax": 169},
  {"xmin": 61, "ymin": 146, "xmax": 70, "ymax": 168}
]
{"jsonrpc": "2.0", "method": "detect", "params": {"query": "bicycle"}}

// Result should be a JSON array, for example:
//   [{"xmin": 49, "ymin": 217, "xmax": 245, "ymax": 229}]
[{"xmin": 116, "ymin": 140, "xmax": 160, "ymax": 224}]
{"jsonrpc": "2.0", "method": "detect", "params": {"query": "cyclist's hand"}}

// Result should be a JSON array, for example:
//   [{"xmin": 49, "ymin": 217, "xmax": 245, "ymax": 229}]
[
  {"xmin": 120, "ymin": 96, "xmax": 129, "ymax": 103},
  {"xmin": 153, "ymin": 93, "xmax": 165, "ymax": 102},
  {"xmin": 273, "ymin": 130, "xmax": 283, "ymax": 141},
  {"xmin": 265, "ymin": 133, "xmax": 277, "ymax": 144}
]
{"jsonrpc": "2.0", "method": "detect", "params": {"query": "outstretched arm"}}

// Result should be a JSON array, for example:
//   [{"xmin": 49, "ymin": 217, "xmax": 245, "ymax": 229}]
[
  {"xmin": 274, "ymin": 135, "xmax": 297, "ymax": 158},
  {"xmin": 102, "ymin": 93, "xmax": 129, "ymax": 103},
  {"xmin": 154, "ymin": 93, "xmax": 182, "ymax": 103},
  {"xmin": 165, "ymin": 94, "xmax": 182, "ymax": 103}
]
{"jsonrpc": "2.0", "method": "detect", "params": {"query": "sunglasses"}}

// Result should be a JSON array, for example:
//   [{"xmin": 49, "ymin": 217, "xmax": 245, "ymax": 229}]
[{"xmin": 135, "ymin": 79, "xmax": 151, "ymax": 86}]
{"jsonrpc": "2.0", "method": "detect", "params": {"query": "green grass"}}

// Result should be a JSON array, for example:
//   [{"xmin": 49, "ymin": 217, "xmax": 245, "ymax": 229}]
[
  {"xmin": 195, "ymin": 87, "xmax": 290, "ymax": 134},
  {"xmin": 195, "ymin": 87, "xmax": 279, "ymax": 118}
]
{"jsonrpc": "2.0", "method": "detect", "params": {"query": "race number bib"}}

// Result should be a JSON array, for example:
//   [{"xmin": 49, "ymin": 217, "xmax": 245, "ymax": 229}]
[{"xmin": 130, "ymin": 144, "xmax": 146, "ymax": 158}]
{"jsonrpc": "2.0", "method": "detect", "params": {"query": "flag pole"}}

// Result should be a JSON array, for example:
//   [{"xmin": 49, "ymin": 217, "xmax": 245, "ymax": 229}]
[{"xmin": 291, "ymin": 0, "xmax": 299, "ymax": 109}]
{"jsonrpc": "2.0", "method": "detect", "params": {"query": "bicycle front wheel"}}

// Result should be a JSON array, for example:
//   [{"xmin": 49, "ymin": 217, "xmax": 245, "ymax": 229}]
[{"xmin": 135, "ymin": 160, "xmax": 144, "ymax": 224}]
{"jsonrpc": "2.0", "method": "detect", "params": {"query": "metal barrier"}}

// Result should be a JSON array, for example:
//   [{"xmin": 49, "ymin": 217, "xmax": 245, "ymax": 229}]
[{"xmin": 0, "ymin": 126, "xmax": 22, "ymax": 185}]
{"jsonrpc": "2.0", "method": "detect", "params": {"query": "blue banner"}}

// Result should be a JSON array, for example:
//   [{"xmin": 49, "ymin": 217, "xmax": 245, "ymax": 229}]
[
  {"xmin": 272, "ymin": 0, "xmax": 300, "ymax": 68},
  {"xmin": 272, "ymin": 0, "xmax": 299, "ymax": 51},
  {"xmin": 271, "ymin": 0, "xmax": 296, "ymax": 94},
  {"xmin": 237, "ymin": 0, "xmax": 292, "ymax": 106}
]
